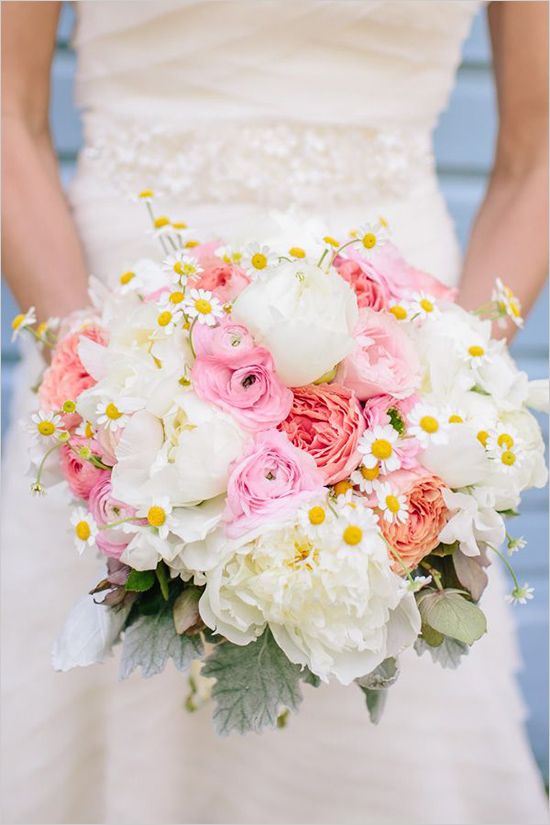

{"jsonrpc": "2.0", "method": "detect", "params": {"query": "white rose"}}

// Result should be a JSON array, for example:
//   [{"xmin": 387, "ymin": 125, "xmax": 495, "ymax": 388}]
[{"xmin": 232, "ymin": 260, "xmax": 358, "ymax": 386}]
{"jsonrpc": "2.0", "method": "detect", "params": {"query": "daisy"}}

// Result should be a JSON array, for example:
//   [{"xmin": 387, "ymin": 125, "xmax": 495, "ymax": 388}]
[
  {"xmin": 492, "ymin": 278, "xmax": 523, "ymax": 329},
  {"xmin": 356, "ymin": 221, "xmax": 389, "ymax": 254},
  {"xmin": 462, "ymin": 341, "xmax": 492, "ymax": 368},
  {"xmin": 183, "ymin": 288, "xmax": 224, "ymax": 327},
  {"xmin": 493, "ymin": 444, "xmax": 525, "ymax": 475},
  {"xmin": 11, "ymin": 307, "xmax": 36, "ymax": 341},
  {"xmin": 298, "ymin": 499, "xmax": 331, "ymax": 538},
  {"xmin": 153, "ymin": 307, "xmax": 185, "ymax": 335},
  {"xmin": 486, "ymin": 423, "xmax": 522, "ymax": 457},
  {"xmin": 507, "ymin": 535, "xmax": 527, "ymax": 555},
  {"xmin": 338, "ymin": 502, "xmax": 379, "ymax": 548},
  {"xmin": 444, "ymin": 406, "xmax": 467, "ymax": 426},
  {"xmin": 28, "ymin": 410, "xmax": 64, "ymax": 442},
  {"xmin": 163, "ymin": 252, "xmax": 203, "ymax": 284},
  {"xmin": 75, "ymin": 419, "xmax": 95, "ymax": 439},
  {"xmin": 242, "ymin": 242, "xmax": 278, "ymax": 276},
  {"xmin": 216, "ymin": 245, "xmax": 244, "ymax": 266},
  {"xmin": 358, "ymin": 424, "xmax": 401, "ymax": 474},
  {"xmin": 118, "ymin": 270, "xmax": 140, "ymax": 294},
  {"xmin": 71, "ymin": 508, "xmax": 98, "ymax": 555},
  {"xmin": 505, "ymin": 583, "xmax": 534, "ymax": 606},
  {"xmin": 407, "ymin": 403, "xmax": 448, "ymax": 447},
  {"xmin": 410, "ymin": 291, "xmax": 439, "ymax": 321},
  {"xmin": 376, "ymin": 483, "xmax": 409, "ymax": 525},
  {"xmin": 96, "ymin": 399, "xmax": 136, "ymax": 432},
  {"xmin": 136, "ymin": 497, "xmax": 176, "ymax": 540},
  {"xmin": 388, "ymin": 300, "xmax": 411, "ymax": 322},
  {"xmin": 351, "ymin": 463, "xmax": 383, "ymax": 494},
  {"xmin": 134, "ymin": 188, "xmax": 156, "ymax": 203}
]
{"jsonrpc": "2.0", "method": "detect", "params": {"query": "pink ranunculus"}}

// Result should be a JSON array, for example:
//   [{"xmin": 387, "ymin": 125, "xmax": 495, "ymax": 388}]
[
  {"xmin": 376, "ymin": 468, "xmax": 449, "ymax": 572},
  {"xmin": 337, "ymin": 308, "xmax": 420, "ymax": 401},
  {"xmin": 189, "ymin": 259, "xmax": 250, "ymax": 303},
  {"xmin": 39, "ymin": 325, "xmax": 107, "ymax": 428},
  {"xmin": 59, "ymin": 437, "xmax": 108, "ymax": 500},
  {"xmin": 363, "ymin": 393, "xmax": 419, "ymax": 429},
  {"xmin": 191, "ymin": 317, "xmax": 256, "ymax": 363},
  {"xmin": 334, "ymin": 258, "xmax": 389, "ymax": 311},
  {"xmin": 279, "ymin": 383, "xmax": 365, "ymax": 485},
  {"xmin": 88, "ymin": 475, "xmax": 138, "ymax": 559},
  {"xmin": 224, "ymin": 429, "xmax": 324, "ymax": 538},
  {"xmin": 192, "ymin": 347, "xmax": 293, "ymax": 432}
]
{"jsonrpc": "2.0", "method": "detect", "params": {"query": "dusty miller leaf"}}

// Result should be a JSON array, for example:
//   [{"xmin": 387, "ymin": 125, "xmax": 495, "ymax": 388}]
[
  {"xmin": 202, "ymin": 629, "xmax": 303, "ymax": 735},
  {"xmin": 414, "ymin": 636, "xmax": 470, "ymax": 669},
  {"xmin": 358, "ymin": 686, "xmax": 388, "ymax": 724},
  {"xmin": 301, "ymin": 667, "xmax": 321, "ymax": 688},
  {"xmin": 356, "ymin": 657, "xmax": 400, "ymax": 690},
  {"xmin": 120, "ymin": 608, "xmax": 203, "ymax": 679}
]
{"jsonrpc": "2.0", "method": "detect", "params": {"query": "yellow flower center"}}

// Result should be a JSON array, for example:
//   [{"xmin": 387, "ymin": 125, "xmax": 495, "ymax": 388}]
[
  {"xmin": 173, "ymin": 261, "xmax": 184, "ymax": 275},
  {"xmin": 178, "ymin": 374, "xmax": 191, "ymax": 387},
  {"xmin": 477, "ymin": 430, "xmax": 489, "ymax": 447},
  {"xmin": 334, "ymin": 480, "xmax": 353, "ymax": 497},
  {"xmin": 361, "ymin": 464, "xmax": 380, "ymax": 480},
  {"xmin": 75, "ymin": 521, "xmax": 91, "ymax": 541},
  {"xmin": 420, "ymin": 415, "xmax": 439, "ymax": 434},
  {"xmin": 385, "ymin": 495, "xmax": 401, "ymax": 514},
  {"xmin": 389, "ymin": 305, "xmax": 407, "ymax": 321},
  {"xmin": 157, "ymin": 311, "xmax": 173, "ymax": 327},
  {"xmin": 147, "ymin": 506, "xmax": 166, "ymax": 527},
  {"xmin": 171, "ymin": 221, "xmax": 187, "ymax": 230},
  {"xmin": 251, "ymin": 252, "xmax": 268, "ymax": 270},
  {"xmin": 154, "ymin": 216, "xmax": 170, "ymax": 229},
  {"xmin": 11, "ymin": 314, "xmax": 25, "ymax": 330},
  {"xmin": 85, "ymin": 421, "xmax": 94, "ymax": 438},
  {"xmin": 509, "ymin": 300, "xmax": 521, "ymax": 318},
  {"xmin": 371, "ymin": 439, "xmax": 393, "ymax": 460},
  {"xmin": 362, "ymin": 232, "xmax": 377, "ymax": 249},
  {"xmin": 448, "ymin": 414, "xmax": 463, "ymax": 424},
  {"xmin": 378, "ymin": 215, "xmax": 389, "ymax": 228},
  {"xmin": 169, "ymin": 291, "xmax": 184, "ymax": 304},
  {"xmin": 287, "ymin": 540, "xmax": 319, "ymax": 571},
  {"xmin": 119, "ymin": 271, "xmax": 135, "ymax": 285},
  {"xmin": 419, "ymin": 298, "xmax": 434, "ymax": 313},
  {"xmin": 185, "ymin": 239, "xmax": 200, "ymax": 249},
  {"xmin": 194, "ymin": 298, "xmax": 212, "ymax": 315},
  {"xmin": 37, "ymin": 421, "xmax": 55, "ymax": 436},
  {"xmin": 105, "ymin": 403, "xmax": 123, "ymax": 420},
  {"xmin": 37, "ymin": 322, "xmax": 48, "ymax": 336},
  {"xmin": 343, "ymin": 525, "xmax": 363, "ymax": 546},
  {"xmin": 497, "ymin": 433, "xmax": 514, "ymax": 449},
  {"xmin": 501, "ymin": 450, "xmax": 516, "ymax": 466},
  {"xmin": 62, "ymin": 400, "xmax": 76, "ymax": 414},
  {"xmin": 323, "ymin": 235, "xmax": 340, "ymax": 248},
  {"xmin": 138, "ymin": 189, "xmax": 154, "ymax": 199},
  {"xmin": 289, "ymin": 246, "xmax": 306, "ymax": 258},
  {"xmin": 308, "ymin": 506, "xmax": 326, "ymax": 525},
  {"xmin": 468, "ymin": 345, "xmax": 485, "ymax": 358}
]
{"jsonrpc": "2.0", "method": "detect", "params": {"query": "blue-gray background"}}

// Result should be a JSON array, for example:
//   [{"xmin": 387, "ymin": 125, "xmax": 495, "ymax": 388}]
[{"xmin": 1, "ymin": 3, "xmax": 548, "ymax": 780}]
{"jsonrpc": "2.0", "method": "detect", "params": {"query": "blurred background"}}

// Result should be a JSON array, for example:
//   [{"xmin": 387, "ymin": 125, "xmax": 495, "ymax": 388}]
[{"xmin": 1, "ymin": 2, "xmax": 548, "ymax": 783}]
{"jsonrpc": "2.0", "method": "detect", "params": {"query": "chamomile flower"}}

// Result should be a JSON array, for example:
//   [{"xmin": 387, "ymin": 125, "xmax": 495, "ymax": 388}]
[
  {"xmin": 159, "ymin": 287, "xmax": 186, "ymax": 310},
  {"xmin": 298, "ymin": 500, "xmax": 330, "ymax": 538},
  {"xmin": 96, "ymin": 400, "xmax": 134, "ymax": 432},
  {"xmin": 183, "ymin": 288, "xmax": 224, "ymax": 327},
  {"xmin": 134, "ymin": 188, "xmax": 156, "ymax": 202},
  {"xmin": 376, "ymin": 483, "xmax": 409, "ymax": 525},
  {"xmin": 486, "ymin": 424, "xmax": 522, "ymax": 457},
  {"xmin": 216, "ymin": 245, "xmax": 244, "ymax": 266},
  {"xmin": 493, "ymin": 444, "xmax": 525, "ymax": 474},
  {"xmin": 337, "ymin": 502, "xmax": 379, "ymax": 548},
  {"xmin": 505, "ymin": 583, "xmax": 534, "ymax": 606},
  {"xmin": 11, "ymin": 307, "xmax": 36, "ymax": 341},
  {"xmin": 288, "ymin": 246, "xmax": 307, "ymax": 259},
  {"xmin": 357, "ymin": 222, "xmax": 389, "ymax": 254},
  {"xmin": 358, "ymin": 424, "xmax": 401, "ymax": 474},
  {"xmin": 410, "ymin": 292, "xmax": 439, "ymax": 321},
  {"xmin": 118, "ymin": 270, "xmax": 139, "ymax": 293},
  {"xmin": 388, "ymin": 300, "xmax": 411, "ymax": 322},
  {"xmin": 28, "ymin": 410, "xmax": 64, "ymax": 441},
  {"xmin": 407, "ymin": 403, "xmax": 448, "ymax": 447},
  {"xmin": 242, "ymin": 242, "xmax": 278, "ymax": 276},
  {"xmin": 75, "ymin": 419, "xmax": 95, "ymax": 439},
  {"xmin": 153, "ymin": 307, "xmax": 184, "ymax": 335},
  {"xmin": 163, "ymin": 253, "xmax": 202, "ymax": 284},
  {"xmin": 507, "ymin": 535, "xmax": 527, "ymax": 555},
  {"xmin": 351, "ymin": 463, "xmax": 383, "ymax": 494},
  {"xmin": 136, "ymin": 497, "xmax": 176, "ymax": 540},
  {"xmin": 444, "ymin": 406, "xmax": 467, "ymax": 426},
  {"xmin": 462, "ymin": 341, "xmax": 492, "ymax": 368},
  {"xmin": 71, "ymin": 508, "xmax": 98, "ymax": 555},
  {"xmin": 151, "ymin": 215, "xmax": 173, "ymax": 236},
  {"xmin": 492, "ymin": 278, "xmax": 523, "ymax": 329},
  {"xmin": 332, "ymin": 481, "xmax": 354, "ymax": 506}
]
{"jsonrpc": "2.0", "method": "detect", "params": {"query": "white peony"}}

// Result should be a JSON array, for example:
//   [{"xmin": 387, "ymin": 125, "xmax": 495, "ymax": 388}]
[
  {"xmin": 232, "ymin": 260, "xmax": 358, "ymax": 386},
  {"xmin": 199, "ymin": 504, "xmax": 420, "ymax": 684}
]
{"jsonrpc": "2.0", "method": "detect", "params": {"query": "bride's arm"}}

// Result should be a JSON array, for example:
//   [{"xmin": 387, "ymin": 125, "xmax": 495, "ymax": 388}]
[
  {"xmin": 457, "ymin": 1, "xmax": 548, "ymax": 338},
  {"xmin": 2, "ymin": 2, "xmax": 89, "ymax": 323}
]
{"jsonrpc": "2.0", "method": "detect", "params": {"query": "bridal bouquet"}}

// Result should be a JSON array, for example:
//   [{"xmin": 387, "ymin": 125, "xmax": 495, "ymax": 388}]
[{"xmin": 17, "ymin": 195, "xmax": 548, "ymax": 734}]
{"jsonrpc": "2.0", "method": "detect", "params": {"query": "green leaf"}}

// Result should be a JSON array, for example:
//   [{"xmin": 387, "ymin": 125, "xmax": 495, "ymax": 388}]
[
  {"xmin": 356, "ymin": 657, "xmax": 400, "ymax": 690},
  {"xmin": 414, "ymin": 636, "xmax": 470, "ymax": 669},
  {"xmin": 417, "ymin": 590, "xmax": 487, "ymax": 645},
  {"xmin": 125, "ymin": 570, "xmax": 156, "ymax": 593},
  {"xmin": 358, "ymin": 686, "xmax": 387, "ymax": 724},
  {"xmin": 497, "ymin": 508, "xmax": 519, "ymax": 518},
  {"xmin": 120, "ymin": 607, "xmax": 203, "ymax": 679},
  {"xmin": 420, "ymin": 623, "xmax": 444, "ymax": 647},
  {"xmin": 301, "ymin": 667, "xmax": 321, "ymax": 688},
  {"xmin": 429, "ymin": 541, "xmax": 458, "ymax": 557},
  {"xmin": 155, "ymin": 561, "xmax": 170, "ymax": 601},
  {"xmin": 202, "ymin": 629, "xmax": 304, "ymax": 736},
  {"xmin": 387, "ymin": 407, "xmax": 405, "ymax": 435}
]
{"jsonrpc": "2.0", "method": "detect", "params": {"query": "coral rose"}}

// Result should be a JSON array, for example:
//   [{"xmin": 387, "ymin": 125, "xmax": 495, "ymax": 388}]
[
  {"xmin": 334, "ymin": 258, "xmax": 389, "ymax": 311},
  {"xmin": 279, "ymin": 383, "xmax": 365, "ymax": 485},
  {"xmin": 59, "ymin": 437, "xmax": 108, "ymax": 500}
]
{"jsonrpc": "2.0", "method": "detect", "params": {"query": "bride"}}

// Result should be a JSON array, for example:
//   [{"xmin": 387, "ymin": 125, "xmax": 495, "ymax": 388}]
[{"xmin": 2, "ymin": 2, "xmax": 548, "ymax": 823}]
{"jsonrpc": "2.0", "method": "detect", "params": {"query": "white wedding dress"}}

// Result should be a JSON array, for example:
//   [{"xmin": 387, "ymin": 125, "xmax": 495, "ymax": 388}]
[{"xmin": 1, "ymin": 2, "xmax": 548, "ymax": 824}]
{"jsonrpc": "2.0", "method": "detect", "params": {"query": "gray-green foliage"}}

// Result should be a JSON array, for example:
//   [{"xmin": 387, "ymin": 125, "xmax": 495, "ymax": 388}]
[
  {"xmin": 120, "ymin": 608, "xmax": 203, "ymax": 679},
  {"xmin": 356, "ymin": 657, "xmax": 400, "ymax": 724},
  {"xmin": 417, "ymin": 589, "xmax": 487, "ymax": 646},
  {"xmin": 414, "ymin": 636, "xmax": 470, "ymax": 669}
]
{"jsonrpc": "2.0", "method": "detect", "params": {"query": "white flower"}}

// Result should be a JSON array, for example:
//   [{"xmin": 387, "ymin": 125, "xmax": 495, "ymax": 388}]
[
  {"xmin": 507, "ymin": 536, "xmax": 527, "ymax": 555},
  {"xmin": 163, "ymin": 253, "xmax": 202, "ymax": 284},
  {"xmin": 153, "ymin": 306, "xmax": 184, "ymax": 336},
  {"xmin": 356, "ymin": 222, "xmax": 389, "ymax": 254},
  {"xmin": 388, "ymin": 300, "xmax": 412, "ymax": 322},
  {"xmin": 28, "ymin": 410, "xmax": 64, "ymax": 442},
  {"xmin": 438, "ymin": 488, "xmax": 505, "ymax": 557},
  {"xmin": 492, "ymin": 278, "xmax": 523, "ymax": 328},
  {"xmin": 337, "ymin": 501, "xmax": 380, "ymax": 547},
  {"xmin": 198, "ymin": 518, "xmax": 421, "ymax": 685},
  {"xmin": 232, "ymin": 260, "xmax": 358, "ymax": 386},
  {"xmin": 486, "ymin": 423, "xmax": 523, "ymax": 458},
  {"xmin": 462, "ymin": 340, "xmax": 492, "ymax": 369},
  {"xmin": 115, "ymin": 258, "xmax": 168, "ymax": 295},
  {"xmin": 359, "ymin": 424, "xmax": 401, "ymax": 474},
  {"xmin": 404, "ymin": 575, "xmax": 432, "ymax": 593},
  {"xmin": 298, "ymin": 498, "xmax": 331, "ymax": 538},
  {"xmin": 96, "ymin": 398, "xmax": 141, "ymax": 432},
  {"xmin": 410, "ymin": 292, "xmax": 439, "ymax": 321},
  {"xmin": 351, "ymin": 464, "xmax": 382, "ymax": 494},
  {"xmin": 492, "ymin": 444, "xmax": 525, "ymax": 475},
  {"xmin": 183, "ymin": 288, "xmax": 224, "ymax": 327},
  {"xmin": 408, "ymin": 403, "xmax": 448, "ymax": 447},
  {"xmin": 241, "ymin": 242, "xmax": 278, "ymax": 276},
  {"xmin": 505, "ymin": 583, "xmax": 534, "ymax": 606},
  {"xmin": 70, "ymin": 508, "xmax": 98, "ymax": 555},
  {"xmin": 136, "ymin": 496, "xmax": 176, "ymax": 540},
  {"xmin": 11, "ymin": 306, "xmax": 36, "ymax": 340},
  {"xmin": 376, "ymin": 483, "xmax": 409, "ymax": 525},
  {"xmin": 216, "ymin": 245, "xmax": 244, "ymax": 266}
]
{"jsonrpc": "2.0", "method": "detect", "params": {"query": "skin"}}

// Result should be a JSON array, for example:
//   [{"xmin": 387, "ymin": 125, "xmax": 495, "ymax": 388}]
[{"xmin": 1, "ymin": 1, "xmax": 548, "ymax": 339}]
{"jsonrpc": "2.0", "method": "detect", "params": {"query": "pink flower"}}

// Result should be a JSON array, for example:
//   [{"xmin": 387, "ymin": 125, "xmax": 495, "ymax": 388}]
[
  {"xmin": 88, "ymin": 475, "xmax": 138, "ymax": 559},
  {"xmin": 363, "ymin": 393, "xmax": 419, "ymax": 429},
  {"xmin": 189, "ymin": 252, "xmax": 250, "ymax": 303},
  {"xmin": 376, "ymin": 468, "xmax": 449, "ymax": 572},
  {"xmin": 337, "ymin": 308, "xmax": 420, "ymax": 401},
  {"xmin": 59, "ymin": 437, "xmax": 108, "ymax": 500},
  {"xmin": 334, "ymin": 258, "xmax": 389, "ymax": 310},
  {"xmin": 279, "ymin": 383, "xmax": 365, "ymax": 485},
  {"xmin": 192, "ymin": 317, "xmax": 255, "ymax": 363},
  {"xmin": 192, "ymin": 347, "xmax": 293, "ymax": 432},
  {"xmin": 39, "ymin": 325, "xmax": 107, "ymax": 428},
  {"xmin": 224, "ymin": 430, "xmax": 324, "ymax": 538}
]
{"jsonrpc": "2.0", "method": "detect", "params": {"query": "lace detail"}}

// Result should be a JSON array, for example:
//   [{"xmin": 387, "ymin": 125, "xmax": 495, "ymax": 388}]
[{"xmin": 80, "ymin": 117, "xmax": 434, "ymax": 208}]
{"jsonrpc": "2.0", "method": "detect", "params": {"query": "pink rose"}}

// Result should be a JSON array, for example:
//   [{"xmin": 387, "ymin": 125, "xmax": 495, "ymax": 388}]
[
  {"xmin": 192, "ymin": 317, "xmax": 255, "ymax": 363},
  {"xmin": 189, "ymin": 248, "xmax": 250, "ymax": 303},
  {"xmin": 39, "ymin": 325, "xmax": 107, "ymax": 428},
  {"xmin": 376, "ymin": 468, "xmax": 449, "ymax": 572},
  {"xmin": 334, "ymin": 258, "xmax": 389, "ymax": 311},
  {"xmin": 224, "ymin": 429, "xmax": 324, "ymax": 538},
  {"xmin": 88, "ymin": 475, "xmax": 138, "ymax": 559},
  {"xmin": 363, "ymin": 393, "xmax": 419, "ymax": 429},
  {"xmin": 279, "ymin": 383, "xmax": 365, "ymax": 485},
  {"xmin": 59, "ymin": 437, "xmax": 108, "ymax": 500},
  {"xmin": 192, "ymin": 347, "xmax": 293, "ymax": 432},
  {"xmin": 337, "ymin": 308, "xmax": 420, "ymax": 401}
]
